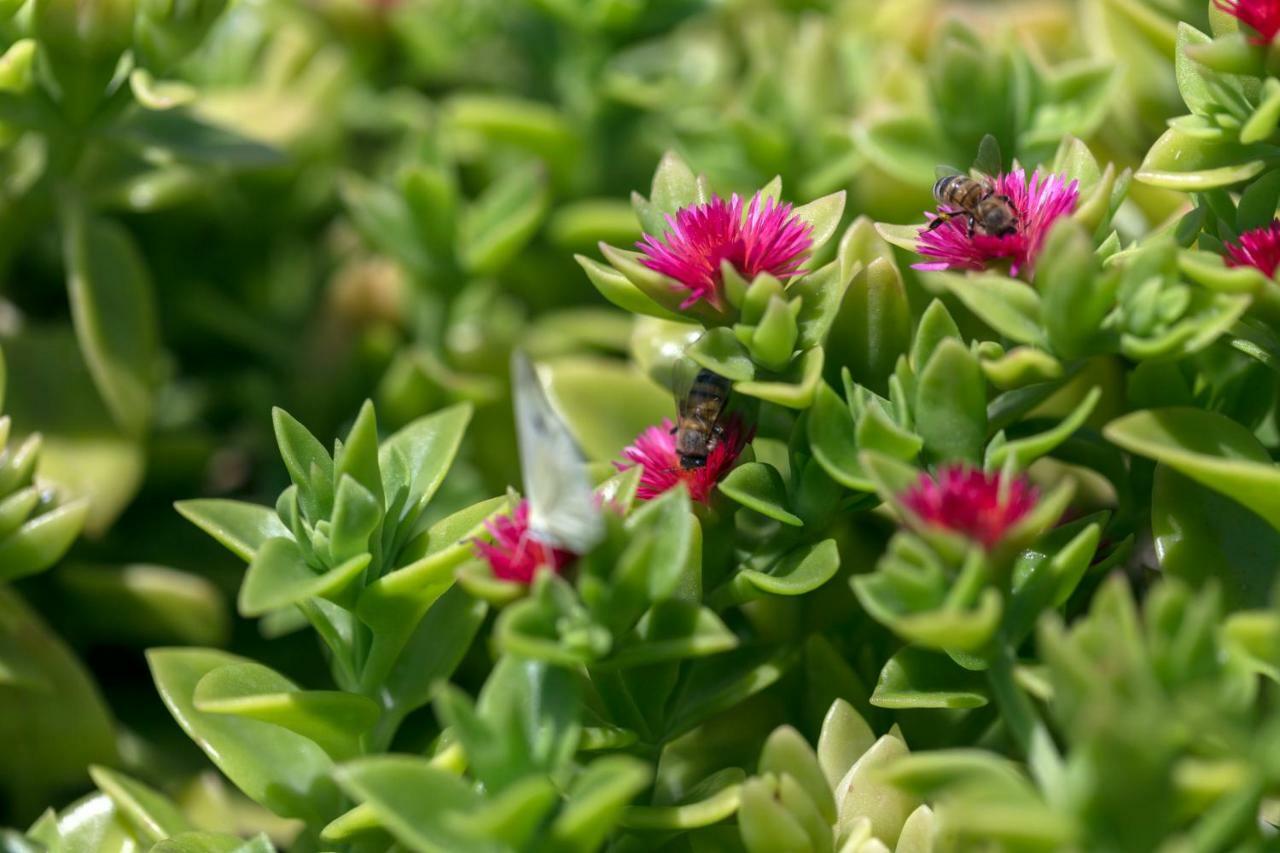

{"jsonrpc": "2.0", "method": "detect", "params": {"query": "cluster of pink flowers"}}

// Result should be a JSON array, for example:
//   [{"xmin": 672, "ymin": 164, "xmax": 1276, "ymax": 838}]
[
  {"xmin": 900, "ymin": 465, "xmax": 1038, "ymax": 549},
  {"xmin": 1215, "ymin": 0, "xmax": 1280, "ymax": 44},
  {"xmin": 476, "ymin": 171, "xmax": 1072, "ymax": 583},
  {"xmin": 638, "ymin": 192, "xmax": 813, "ymax": 309},
  {"xmin": 914, "ymin": 169, "xmax": 1079, "ymax": 277}
]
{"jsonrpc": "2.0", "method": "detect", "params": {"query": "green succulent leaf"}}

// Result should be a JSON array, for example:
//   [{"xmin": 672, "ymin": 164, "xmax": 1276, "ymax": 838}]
[
  {"xmin": 334, "ymin": 755, "xmax": 489, "ymax": 853},
  {"xmin": 0, "ymin": 590, "xmax": 116, "ymax": 820},
  {"xmin": 192, "ymin": 661, "xmax": 380, "ymax": 760},
  {"xmin": 148, "ymin": 648, "xmax": 340, "ymax": 822},
  {"xmin": 238, "ymin": 537, "xmax": 370, "ymax": 617},
  {"xmin": 915, "ymin": 338, "xmax": 987, "ymax": 465},
  {"xmin": 63, "ymin": 206, "xmax": 157, "ymax": 438},
  {"xmin": 1105, "ymin": 407, "xmax": 1280, "ymax": 532},
  {"xmin": 718, "ymin": 462, "xmax": 801, "ymax": 526},
  {"xmin": 174, "ymin": 500, "xmax": 290, "ymax": 563},
  {"xmin": 872, "ymin": 647, "xmax": 989, "ymax": 709},
  {"xmin": 87, "ymin": 766, "xmax": 191, "ymax": 844}
]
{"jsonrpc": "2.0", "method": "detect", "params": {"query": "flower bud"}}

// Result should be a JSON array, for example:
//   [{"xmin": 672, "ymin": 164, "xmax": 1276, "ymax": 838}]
[
  {"xmin": 35, "ymin": 0, "xmax": 136, "ymax": 65},
  {"xmin": 34, "ymin": 0, "xmax": 136, "ymax": 118}
]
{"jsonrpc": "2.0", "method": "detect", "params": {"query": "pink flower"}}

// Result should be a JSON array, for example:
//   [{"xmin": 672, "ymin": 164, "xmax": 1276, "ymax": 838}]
[
  {"xmin": 616, "ymin": 415, "xmax": 752, "ymax": 503},
  {"xmin": 1214, "ymin": 0, "xmax": 1280, "ymax": 44},
  {"xmin": 1224, "ymin": 219, "xmax": 1280, "ymax": 276},
  {"xmin": 914, "ymin": 169, "xmax": 1079, "ymax": 277},
  {"xmin": 900, "ymin": 465, "xmax": 1038, "ymax": 549},
  {"xmin": 638, "ymin": 192, "xmax": 813, "ymax": 309},
  {"xmin": 473, "ymin": 500, "xmax": 576, "ymax": 585}
]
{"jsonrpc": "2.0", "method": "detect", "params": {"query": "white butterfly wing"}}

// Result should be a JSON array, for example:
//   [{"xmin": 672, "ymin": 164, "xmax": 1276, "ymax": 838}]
[{"xmin": 511, "ymin": 351, "xmax": 603, "ymax": 554}]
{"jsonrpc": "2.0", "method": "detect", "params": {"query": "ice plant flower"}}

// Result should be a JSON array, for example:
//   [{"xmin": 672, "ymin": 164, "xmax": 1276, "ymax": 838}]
[
  {"xmin": 638, "ymin": 192, "xmax": 813, "ymax": 309},
  {"xmin": 1223, "ymin": 219, "xmax": 1280, "ymax": 276},
  {"xmin": 900, "ymin": 465, "xmax": 1038, "ymax": 549},
  {"xmin": 616, "ymin": 415, "xmax": 752, "ymax": 503},
  {"xmin": 473, "ymin": 500, "xmax": 576, "ymax": 585},
  {"xmin": 914, "ymin": 169, "xmax": 1079, "ymax": 277},
  {"xmin": 1214, "ymin": 0, "xmax": 1280, "ymax": 44}
]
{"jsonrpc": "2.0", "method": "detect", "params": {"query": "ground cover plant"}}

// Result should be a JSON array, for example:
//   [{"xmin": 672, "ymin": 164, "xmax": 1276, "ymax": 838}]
[{"xmin": 8, "ymin": 0, "xmax": 1280, "ymax": 850}]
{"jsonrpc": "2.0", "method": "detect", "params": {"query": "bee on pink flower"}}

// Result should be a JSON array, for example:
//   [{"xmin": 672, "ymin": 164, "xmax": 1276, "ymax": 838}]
[
  {"xmin": 1223, "ymin": 219, "xmax": 1280, "ymax": 277},
  {"xmin": 1214, "ymin": 0, "xmax": 1280, "ymax": 44},
  {"xmin": 900, "ymin": 464, "xmax": 1038, "ymax": 549},
  {"xmin": 914, "ymin": 168, "xmax": 1079, "ymax": 278},
  {"xmin": 638, "ymin": 192, "xmax": 814, "ymax": 310},
  {"xmin": 617, "ymin": 414, "xmax": 752, "ymax": 504}
]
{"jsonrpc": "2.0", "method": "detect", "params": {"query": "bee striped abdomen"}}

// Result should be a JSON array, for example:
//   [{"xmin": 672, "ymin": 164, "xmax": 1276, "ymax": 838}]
[
  {"xmin": 933, "ymin": 174, "xmax": 962, "ymax": 206},
  {"xmin": 675, "ymin": 368, "xmax": 732, "ymax": 470},
  {"xmin": 934, "ymin": 175, "xmax": 984, "ymax": 209}
]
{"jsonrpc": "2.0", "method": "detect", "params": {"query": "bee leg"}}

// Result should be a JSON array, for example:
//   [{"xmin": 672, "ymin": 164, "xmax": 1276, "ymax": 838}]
[
  {"xmin": 924, "ymin": 210, "xmax": 956, "ymax": 232},
  {"xmin": 967, "ymin": 215, "xmax": 977, "ymax": 238},
  {"xmin": 669, "ymin": 425, "xmax": 678, "ymax": 436},
  {"xmin": 713, "ymin": 423, "xmax": 725, "ymax": 437}
]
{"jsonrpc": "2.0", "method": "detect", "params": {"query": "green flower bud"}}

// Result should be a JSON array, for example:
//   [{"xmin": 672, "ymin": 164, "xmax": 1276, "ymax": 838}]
[
  {"xmin": 34, "ymin": 0, "xmax": 136, "ymax": 118},
  {"xmin": 35, "ymin": 0, "xmax": 135, "ymax": 64}
]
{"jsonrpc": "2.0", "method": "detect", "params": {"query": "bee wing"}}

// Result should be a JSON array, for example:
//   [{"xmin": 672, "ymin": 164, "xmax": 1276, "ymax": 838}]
[
  {"xmin": 971, "ymin": 134, "xmax": 1004, "ymax": 181},
  {"xmin": 671, "ymin": 352, "xmax": 701, "ymax": 420},
  {"xmin": 511, "ymin": 351, "xmax": 602, "ymax": 554},
  {"xmin": 934, "ymin": 164, "xmax": 963, "ymax": 181}
]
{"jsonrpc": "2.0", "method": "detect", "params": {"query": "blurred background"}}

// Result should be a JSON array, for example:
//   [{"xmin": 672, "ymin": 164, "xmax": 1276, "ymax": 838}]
[{"xmin": 0, "ymin": 0, "xmax": 1197, "ymax": 833}]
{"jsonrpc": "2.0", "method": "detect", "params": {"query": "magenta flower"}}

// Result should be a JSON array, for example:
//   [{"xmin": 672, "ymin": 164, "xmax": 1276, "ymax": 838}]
[
  {"xmin": 616, "ymin": 414, "xmax": 752, "ymax": 503},
  {"xmin": 1214, "ymin": 0, "xmax": 1280, "ymax": 44},
  {"xmin": 638, "ymin": 193, "xmax": 813, "ymax": 309},
  {"xmin": 473, "ymin": 500, "xmax": 576, "ymax": 585},
  {"xmin": 900, "ymin": 465, "xmax": 1039, "ymax": 549},
  {"xmin": 1224, "ymin": 219, "xmax": 1280, "ymax": 276},
  {"xmin": 914, "ymin": 169, "xmax": 1079, "ymax": 277}
]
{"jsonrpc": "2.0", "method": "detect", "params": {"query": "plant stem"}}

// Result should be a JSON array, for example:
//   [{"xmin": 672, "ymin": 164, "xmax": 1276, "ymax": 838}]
[{"xmin": 986, "ymin": 642, "xmax": 1038, "ymax": 757}]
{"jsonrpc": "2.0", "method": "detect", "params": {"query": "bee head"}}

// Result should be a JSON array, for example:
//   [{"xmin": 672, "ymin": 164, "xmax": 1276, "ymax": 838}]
[
  {"xmin": 678, "ymin": 452, "xmax": 708, "ymax": 470},
  {"xmin": 982, "ymin": 200, "xmax": 1018, "ymax": 237}
]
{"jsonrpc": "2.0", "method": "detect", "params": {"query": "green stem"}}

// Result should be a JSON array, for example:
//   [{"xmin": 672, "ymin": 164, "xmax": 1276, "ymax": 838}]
[{"xmin": 986, "ymin": 642, "xmax": 1038, "ymax": 757}]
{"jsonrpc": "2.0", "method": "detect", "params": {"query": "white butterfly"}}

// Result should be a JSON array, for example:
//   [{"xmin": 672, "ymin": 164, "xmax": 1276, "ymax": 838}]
[{"xmin": 511, "ymin": 351, "xmax": 603, "ymax": 555}]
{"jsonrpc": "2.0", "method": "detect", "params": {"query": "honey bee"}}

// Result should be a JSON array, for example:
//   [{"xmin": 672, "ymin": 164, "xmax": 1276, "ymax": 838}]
[
  {"xmin": 926, "ymin": 172, "xmax": 1018, "ymax": 238},
  {"xmin": 673, "ymin": 366, "xmax": 732, "ymax": 470}
]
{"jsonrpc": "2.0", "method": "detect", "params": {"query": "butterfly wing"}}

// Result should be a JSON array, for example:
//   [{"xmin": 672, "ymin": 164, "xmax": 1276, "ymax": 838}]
[{"xmin": 511, "ymin": 351, "xmax": 603, "ymax": 554}]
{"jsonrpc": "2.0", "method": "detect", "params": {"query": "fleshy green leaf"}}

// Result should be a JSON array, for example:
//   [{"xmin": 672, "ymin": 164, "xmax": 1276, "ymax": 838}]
[
  {"xmin": 238, "ymin": 537, "xmax": 369, "ymax": 617},
  {"xmin": 872, "ymin": 647, "xmax": 989, "ymax": 709},
  {"xmin": 174, "ymin": 500, "xmax": 290, "ymax": 563},
  {"xmin": 915, "ymin": 338, "xmax": 986, "ymax": 465},
  {"xmin": 378, "ymin": 402, "xmax": 473, "ymax": 523},
  {"xmin": 334, "ymin": 755, "xmax": 487, "ymax": 853},
  {"xmin": 148, "ymin": 648, "xmax": 339, "ymax": 821},
  {"xmin": 63, "ymin": 206, "xmax": 157, "ymax": 437},
  {"xmin": 718, "ymin": 462, "xmax": 801, "ymax": 526},
  {"xmin": 1105, "ymin": 408, "xmax": 1280, "ymax": 532},
  {"xmin": 939, "ymin": 273, "xmax": 1045, "ymax": 346},
  {"xmin": 737, "ymin": 539, "xmax": 840, "ymax": 598},
  {"xmin": 193, "ymin": 662, "xmax": 380, "ymax": 760},
  {"xmin": 88, "ymin": 766, "xmax": 191, "ymax": 844}
]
